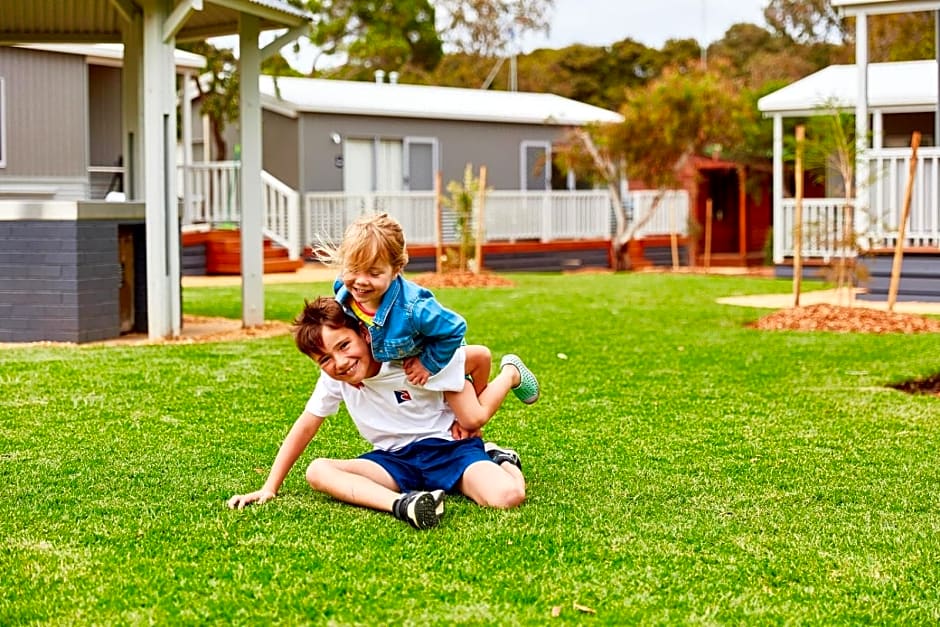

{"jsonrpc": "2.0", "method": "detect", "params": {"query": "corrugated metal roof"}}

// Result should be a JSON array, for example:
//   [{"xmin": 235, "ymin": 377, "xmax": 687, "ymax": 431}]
[
  {"xmin": 757, "ymin": 60, "xmax": 938, "ymax": 116},
  {"xmin": 259, "ymin": 75, "xmax": 624, "ymax": 126},
  {"xmin": 0, "ymin": 0, "xmax": 311, "ymax": 44}
]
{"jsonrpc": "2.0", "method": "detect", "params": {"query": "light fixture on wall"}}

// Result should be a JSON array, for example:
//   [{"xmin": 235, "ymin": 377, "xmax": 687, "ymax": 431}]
[{"xmin": 330, "ymin": 132, "xmax": 342, "ymax": 145}]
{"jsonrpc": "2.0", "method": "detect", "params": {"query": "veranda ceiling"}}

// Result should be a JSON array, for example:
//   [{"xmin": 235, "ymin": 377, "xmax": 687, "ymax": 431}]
[{"xmin": 0, "ymin": 0, "xmax": 310, "ymax": 44}]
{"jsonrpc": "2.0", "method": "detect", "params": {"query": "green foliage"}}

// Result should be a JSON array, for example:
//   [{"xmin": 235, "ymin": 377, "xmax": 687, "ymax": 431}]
[
  {"xmin": 442, "ymin": 163, "xmax": 483, "ymax": 272},
  {"xmin": 179, "ymin": 41, "xmax": 239, "ymax": 159},
  {"xmin": 2, "ymin": 273, "xmax": 940, "ymax": 623},
  {"xmin": 867, "ymin": 11, "xmax": 936, "ymax": 62},
  {"xmin": 435, "ymin": 0, "xmax": 553, "ymax": 57},
  {"xmin": 306, "ymin": 0, "xmax": 444, "ymax": 77},
  {"xmin": 764, "ymin": 0, "xmax": 847, "ymax": 45},
  {"xmin": 609, "ymin": 66, "xmax": 755, "ymax": 188}
]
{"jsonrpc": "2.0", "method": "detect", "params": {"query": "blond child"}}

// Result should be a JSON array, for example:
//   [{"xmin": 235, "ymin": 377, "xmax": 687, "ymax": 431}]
[{"xmin": 315, "ymin": 212, "xmax": 539, "ymax": 405}]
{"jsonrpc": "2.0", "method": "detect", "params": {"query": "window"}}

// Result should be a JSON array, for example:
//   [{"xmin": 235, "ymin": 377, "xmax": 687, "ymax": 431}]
[
  {"xmin": 0, "ymin": 77, "xmax": 6, "ymax": 168},
  {"xmin": 520, "ymin": 140, "xmax": 551, "ymax": 190},
  {"xmin": 403, "ymin": 137, "xmax": 438, "ymax": 191},
  {"xmin": 343, "ymin": 138, "xmax": 403, "ymax": 192},
  {"xmin": 343, "ymin": 136, "xmax": 438, "ymax": 192}
]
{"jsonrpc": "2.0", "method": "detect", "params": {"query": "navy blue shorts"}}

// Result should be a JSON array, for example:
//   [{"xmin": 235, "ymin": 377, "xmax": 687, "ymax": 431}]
[{"xmin": 360, "ymin": 437, "xmax": 490, "ymax": 493}]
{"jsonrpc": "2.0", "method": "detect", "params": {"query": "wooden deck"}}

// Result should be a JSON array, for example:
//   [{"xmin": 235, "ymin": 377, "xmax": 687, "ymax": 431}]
[{"xmin": 181, "ymin": 230, "xmax": 304, "ymax": 275}]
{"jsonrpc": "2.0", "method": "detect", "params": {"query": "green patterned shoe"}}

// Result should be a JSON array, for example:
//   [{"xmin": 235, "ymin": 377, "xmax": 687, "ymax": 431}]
[{"xmin": 500, "ymin": 354, "xmax": 540, "ymax": 405}]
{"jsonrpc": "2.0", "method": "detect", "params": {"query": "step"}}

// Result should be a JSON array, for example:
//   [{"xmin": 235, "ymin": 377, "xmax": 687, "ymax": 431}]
[{"xmin": 207, "ymin": 257, "xmax": 304, "ymax": 275}]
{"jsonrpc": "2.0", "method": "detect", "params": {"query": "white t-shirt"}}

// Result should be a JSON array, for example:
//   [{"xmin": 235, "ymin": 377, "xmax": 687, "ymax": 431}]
[{"xmin": 304, "ymin": 350, "xmax": 467, "ymax": 452}]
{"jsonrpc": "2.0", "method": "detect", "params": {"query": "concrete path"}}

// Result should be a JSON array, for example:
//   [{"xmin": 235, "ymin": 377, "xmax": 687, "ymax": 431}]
[{"xmin": 717, "ymin": 288, "xmax": 940, "ymax": 315}]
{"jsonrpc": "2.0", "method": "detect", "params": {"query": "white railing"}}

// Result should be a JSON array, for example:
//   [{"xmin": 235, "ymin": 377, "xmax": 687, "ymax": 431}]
[
  {"xmin": 302, "ymin": 191, "xmax": 439, "ymax": 245},
  {"xmin": 260, "ymin": 171, "xmax": 302, "ymax": 259},
  {"xmin": 628, "ymin": 190, "xmax": 690, "ymax": 238},
  {"xmin": 181, "ymin": 162, "xmax": 693, "ymax": 261},
  {"xmin": 181, "ymin": 163, "xmax": 302, "ymax": 260},
  {"xmin": 868, "ymin": 147, "xmax": 940, "ymax": 248},
  {"xmin": 483, "ymin": 191, "xmax": 611, "ymax": 242},
  {"xmin": 774, "ymin": 147, "xmax": 940, "ymax": 262},
  {"xmin": 183, "ymin": 161, "xmax": 240, "ymax": 226},
  {"xmin": 776, "ymin": 198, "xmax": 855, "ymax": 262},
  {"xmin": 302, "ymin": 189, "xmax": 614, "ymax": 248}
]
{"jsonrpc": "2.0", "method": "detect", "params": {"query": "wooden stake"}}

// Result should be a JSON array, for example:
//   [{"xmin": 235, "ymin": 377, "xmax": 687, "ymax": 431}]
[
  {"xmin": 793, "ymin": 125, "xmax": 805, "ymax": 307},
  {"xmin": 670, "ymin": 199, "xmax": 679, "ymax": 270},
  {"xmin": 737, "ymin": 165, "xmax": 748, "ymax": 264},
  {"xmin": 434, "ymin": 170, "xmax": 443, "ymax": 274},
  {"xmin": 704, "ymin": 197, "xmax": 713, "ymax": 271},
  {"xmin": 887, "ymin": 131, "xmax": 921, "ymax": 311},
  {"xmin": 475, "ymin": 166, "xmax": 487, "ymax": 274}
]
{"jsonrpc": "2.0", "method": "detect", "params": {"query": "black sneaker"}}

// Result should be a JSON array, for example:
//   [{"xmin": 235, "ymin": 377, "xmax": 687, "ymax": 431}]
[
  {"xmin": 393, "ymin": 490, "xmax": 445, "ymax": 530},
  {"xmin": 484, "ymin": 442, "xmax": 522, "ymax": 469}
]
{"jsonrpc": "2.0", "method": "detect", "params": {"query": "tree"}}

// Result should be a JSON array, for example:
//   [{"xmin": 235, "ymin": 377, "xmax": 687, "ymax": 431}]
[
  {"xmin": 558, "ymin": 65, "xmax": 758, "ymax": 269},
  {"xmin": 441, "ymin": 164, "xmax": 484, "ymax": 272},
  {"xmin": 795, "ymin": 105, "xmax": 862, "ymax": 302},
  {"xmin": 180, "ymin": 42, "xmax": 239, "ymax": 159},
  {"xmin": 305, "ymin": 0, "xmax": 443, "ymax": 77},
  {"xmin": 763, "ymin": 0, "xmax": 847, "ymax": 45},
  {"xmin": 867, "ymin": 11, "xmax": 935, "ymax": 62},
  {"xmin": 435, "ymin": 0, "xmax": 553, "ymax": 57}
]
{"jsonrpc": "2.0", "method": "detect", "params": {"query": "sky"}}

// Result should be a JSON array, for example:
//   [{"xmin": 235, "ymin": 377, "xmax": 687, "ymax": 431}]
[
  {"xmin": 211, "ymin": 0, "xmax": 770, "ymax": 74},
  {"xmin": 518, "ymin": 0, "xmax": 768, "ymax": 52}
]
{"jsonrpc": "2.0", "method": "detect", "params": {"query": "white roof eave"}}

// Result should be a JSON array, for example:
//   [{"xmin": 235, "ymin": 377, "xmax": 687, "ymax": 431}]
[
  {"xmin": 758, "ymin": 60, "xmax": 939, "ymax": 117},
  {"xmin": 258, "ymin": 76, "xmax": 623, "ymax": 126}
]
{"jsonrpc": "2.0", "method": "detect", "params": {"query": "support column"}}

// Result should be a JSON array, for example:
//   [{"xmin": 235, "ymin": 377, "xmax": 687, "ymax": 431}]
[
  {"xmin": 854, "ymin": 13, "xmax": 869, "ymax": 223},
  {"xmin": 121, "ymin": 13, "xmax": 143, "ymax": 200},
  {"xmin": 239, "ymin": 14, "xmax": 264, "ymax": 327},
  {"xmin": 772, "ymin": 114, "xmax": 784, "ymax": 264},
  {"xmin": 141, "ymin": 0, "xmax": 181, "ymax": 339},
  {"xmin": 181, "ymin": 70, "xmax": 195, "ymax": 225}
]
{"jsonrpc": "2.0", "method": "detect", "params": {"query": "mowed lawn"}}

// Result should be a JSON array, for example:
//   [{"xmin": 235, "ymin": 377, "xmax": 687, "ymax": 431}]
[{"xmin": 2, "ymin": 272, "xmax": 939, "ymax": 624}]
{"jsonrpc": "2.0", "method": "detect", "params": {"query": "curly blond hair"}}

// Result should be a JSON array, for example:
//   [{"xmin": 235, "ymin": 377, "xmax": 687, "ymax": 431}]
[{"xmin": 313, "ymin": 212, "xmax": 410, "ymax": 272}]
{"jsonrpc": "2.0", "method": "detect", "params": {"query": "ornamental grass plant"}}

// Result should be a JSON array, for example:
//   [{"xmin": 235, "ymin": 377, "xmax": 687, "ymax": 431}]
[{"xmin": 2, "ymin": 272, "xmax": 939, "ymax": 624}]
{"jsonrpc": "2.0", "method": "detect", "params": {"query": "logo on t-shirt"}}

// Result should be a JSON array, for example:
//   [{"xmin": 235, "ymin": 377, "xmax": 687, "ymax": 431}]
[{"xmin": 394, "ymin": 389, "xmax": 412, "ymax": 404}]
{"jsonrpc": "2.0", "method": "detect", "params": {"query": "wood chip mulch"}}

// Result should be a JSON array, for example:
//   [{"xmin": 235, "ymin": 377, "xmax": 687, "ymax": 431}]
[
  {"xmin": 750, "ymin": 304, "xmax": 940, "ymax": 334},
  {"xmin": 410, "ymin": 271, "xmax": 515, "ymax": 288}
]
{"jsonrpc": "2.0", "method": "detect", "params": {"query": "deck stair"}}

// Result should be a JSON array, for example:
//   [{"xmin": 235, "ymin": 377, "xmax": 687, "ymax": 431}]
[{"xmin": 181, "ymin": 229, "xmax": 304, "ymax": 276}]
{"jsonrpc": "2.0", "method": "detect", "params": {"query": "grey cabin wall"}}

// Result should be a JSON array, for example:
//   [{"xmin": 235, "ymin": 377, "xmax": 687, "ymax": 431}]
[
  {"xmin": 0, "ymin": 46, "xmax": 88, "ymax": 198},
  {"xmin": 295, "ymin": 111, "xmax": 562, "ymax": 193},
  {"xmin": 261, "ymin": 109, "xmax": 299, "ymax": 189}
]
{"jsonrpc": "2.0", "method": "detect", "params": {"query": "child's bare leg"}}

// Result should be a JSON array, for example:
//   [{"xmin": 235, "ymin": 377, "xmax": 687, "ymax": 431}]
[
  {"xmin": 474, "ymin": 359, "xmax": 519, "ymax": 417},
  {"xmin": 305, "ymin": 457, "xmax": 400, "ymax": 511},
  {"xmin": 463, "ymin": 344, "xmax": 491, "ymax": 397},
  {"xmin": 306, "ymin": 457, "xmax": 445, "ymax": 529},
  {"xmin": 457, "ymin": 459, "xmax": 525, "ymax": 509}
]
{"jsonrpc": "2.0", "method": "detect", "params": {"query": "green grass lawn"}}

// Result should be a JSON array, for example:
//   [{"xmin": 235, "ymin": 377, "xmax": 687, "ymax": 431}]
[{"xmin": 2, "ymin": 272, "xmax": 939, "ymax": 624}]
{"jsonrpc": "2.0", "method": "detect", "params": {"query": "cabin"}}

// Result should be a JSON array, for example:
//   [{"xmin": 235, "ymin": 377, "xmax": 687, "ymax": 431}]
[
  {"xmin": 184, "ymin": 74, "xmax": 636, "ymax": 274},
  {"xmin": 0, "ymin": 0, "xmax": 313, "ymax": 342},
  {"xmin": 758, "ymin": 0, "xmax": 940, "ymax": 301}
]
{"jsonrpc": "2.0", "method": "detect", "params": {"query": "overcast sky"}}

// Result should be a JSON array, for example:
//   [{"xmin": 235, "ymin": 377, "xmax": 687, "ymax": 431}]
[
  {"xmin": 520, "ymin": 0, "xmax": 768, "ymax": 51},
  {"xmin": 211, "ymin": 0, "xmax": 770, "ymax": 73}
]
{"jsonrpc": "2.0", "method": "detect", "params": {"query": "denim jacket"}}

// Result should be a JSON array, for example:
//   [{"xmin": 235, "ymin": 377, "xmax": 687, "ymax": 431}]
[{"xmin": 334, "ymin": 275, "xmax": 467, "ymax": 376}]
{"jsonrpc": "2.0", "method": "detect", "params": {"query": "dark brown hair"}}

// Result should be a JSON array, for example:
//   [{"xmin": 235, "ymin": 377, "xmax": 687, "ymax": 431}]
[{"xmin": 293, "ymin": 296, "xmax": 360, "ymax": 357}]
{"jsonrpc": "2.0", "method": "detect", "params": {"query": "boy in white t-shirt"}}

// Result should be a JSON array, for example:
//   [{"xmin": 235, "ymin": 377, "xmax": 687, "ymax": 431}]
[{"xmin": 226, "ymin": 297, "xmax": 534, "ymax": 530}]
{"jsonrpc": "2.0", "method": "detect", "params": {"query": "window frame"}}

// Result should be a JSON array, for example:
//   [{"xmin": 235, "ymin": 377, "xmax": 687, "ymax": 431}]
[{"xmin": 520, "ymin": 139, "xmax": 551, "ymax": 191}]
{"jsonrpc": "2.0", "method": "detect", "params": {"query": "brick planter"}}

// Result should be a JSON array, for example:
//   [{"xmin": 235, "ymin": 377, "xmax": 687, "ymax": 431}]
[{"xmin": 0, "ymin": 201, "xmax": 147, "ymax": 343}]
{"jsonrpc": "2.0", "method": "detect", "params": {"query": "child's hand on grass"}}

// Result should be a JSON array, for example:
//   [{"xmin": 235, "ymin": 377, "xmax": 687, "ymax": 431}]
[
  {"xmin": 403, "ymin": 357, "xmax": 430, "ymax": 386},
  {"xmin": 227, "ymin": 489, "xmax": 276, "ymax": 510}
]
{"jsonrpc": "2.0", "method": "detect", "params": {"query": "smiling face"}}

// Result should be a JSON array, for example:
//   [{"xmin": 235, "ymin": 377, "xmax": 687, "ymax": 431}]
[
  {"xmin": 341, "ymin": 260, "xmax": 398, "ymax": 313},
  {"xmin": 311, "ymin": 324, "xmax": 381, "ymax": 385}
]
